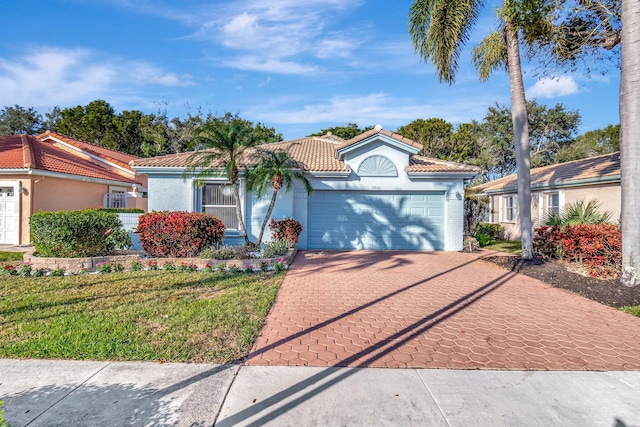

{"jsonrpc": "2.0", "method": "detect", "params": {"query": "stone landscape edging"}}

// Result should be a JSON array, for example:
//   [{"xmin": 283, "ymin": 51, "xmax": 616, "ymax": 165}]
[{"xmin": 23, "ymin": 248, "xmax": 297, "ymax": 274}]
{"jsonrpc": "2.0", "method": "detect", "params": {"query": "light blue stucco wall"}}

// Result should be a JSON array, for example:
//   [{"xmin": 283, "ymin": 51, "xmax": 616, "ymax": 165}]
[
  {"xmin": 289, "ymin": 139, "xmax": 467, "ymax": 251},
  {"xmin": 139, "ymin": 136, "xmax": 471, "ymax": 251}
]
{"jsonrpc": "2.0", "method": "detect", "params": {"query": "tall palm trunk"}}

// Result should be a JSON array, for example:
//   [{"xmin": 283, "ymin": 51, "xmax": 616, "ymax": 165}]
[
  {"xmin": 256, "ymin": 189, "xmax": 280, "ymax": 247},
  {"xmin": 505, "ymin": 18, "xmax": 533, "ymax": 260},
  {"xmin": 231, "ymin": 169, "xmax": 251, "ymax": 245},
  {"xmin": 620, "ymin": 0, "xmax": 640, "ymax": 286}
]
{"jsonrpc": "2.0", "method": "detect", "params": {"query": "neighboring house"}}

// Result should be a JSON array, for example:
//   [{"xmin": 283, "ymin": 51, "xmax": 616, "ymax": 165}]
[
  {"xmin": 0, "ymin": 131, "xmax": 147, "ymax": 245},
  {"xmin": 132, "ymin": 125, "xmax": 479, "ymax": 251},
  {"xmin": 474, "ymin": 152, "xmax": 620, "ymax": 240}
]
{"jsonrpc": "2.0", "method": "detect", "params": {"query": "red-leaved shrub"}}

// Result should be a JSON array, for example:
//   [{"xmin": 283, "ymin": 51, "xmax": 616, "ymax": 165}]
[
  {"xmin": 270, "ymin": 218, "xmax": 303, "ymax": 246},
  {"xmin": 560, "ymin": 223, "xmax": 621, "ymax": 278},
  {"xmin": 533, "ymin": 225, "xmax": 563, "ymax": 260},
  {"xmin": 533, "ymin": 223, "xmax": 621, "ymax": 278},
  {"xmin": 137, "ymin": 211, "xmax": 225, "ymax": 257}
]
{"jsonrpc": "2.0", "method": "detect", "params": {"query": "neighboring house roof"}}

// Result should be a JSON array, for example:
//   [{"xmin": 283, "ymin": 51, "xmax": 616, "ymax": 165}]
[
  {"xmin": 474, "ymin": 152, "xmax": 620, "ymax": 194},
  {"xmin": 0, "ymin": 134, "xmax": 138, "ymax": 184},
  {"xmin": 131, "ymin": 126, "xmax": 480, "ymax": 175},
  {"xmin": 37, "ymin": 131, "xmax": 139, "ymax": 173}
]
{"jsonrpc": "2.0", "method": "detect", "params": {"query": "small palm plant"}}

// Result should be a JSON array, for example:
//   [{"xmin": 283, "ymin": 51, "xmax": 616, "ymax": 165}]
[
  {"xmin": 545, "ymin": 199, "xmax": 612, "ymax": 228},
  {"xmin": 245, "ymin": 148, "xmax": 313, "ymax": 247},
  {"xmin": 185, "ymin": 117, "xmax": 260, "ymax": 245}
]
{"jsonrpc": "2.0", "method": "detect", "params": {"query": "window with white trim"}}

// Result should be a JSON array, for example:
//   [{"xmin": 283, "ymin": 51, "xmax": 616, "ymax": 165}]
[
  {"xmin": 502, "ymin": 195, "xmax": 517, "ymax": 222},
  {"xmin": 545, "ymin": 192, "xmax": 560, "ymax": 217},
  {"xmin": 202, "ymin": 184, "xmax": 238, "ymax": 230}
]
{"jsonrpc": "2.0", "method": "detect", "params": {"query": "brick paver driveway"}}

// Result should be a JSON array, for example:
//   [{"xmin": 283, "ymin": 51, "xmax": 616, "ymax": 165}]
[{"xmin": 246, "ymin": 251, "xmax": 640, "ymax": 370}]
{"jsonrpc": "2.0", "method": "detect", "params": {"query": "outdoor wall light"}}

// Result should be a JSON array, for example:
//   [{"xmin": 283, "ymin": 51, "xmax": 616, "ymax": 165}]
[{"xmin": 18, "ymin": 186, "xmax": 28, "ymax": 194}]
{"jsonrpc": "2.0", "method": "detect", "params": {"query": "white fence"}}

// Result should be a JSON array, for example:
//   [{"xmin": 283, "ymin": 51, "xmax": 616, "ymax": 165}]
[{"xmin": 117, "ymin": 213, "xmax": 142, "ymax": 249}]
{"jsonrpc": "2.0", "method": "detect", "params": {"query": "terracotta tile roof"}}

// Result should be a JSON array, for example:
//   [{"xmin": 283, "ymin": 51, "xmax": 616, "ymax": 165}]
[
  {"xmin": 131, "ymin": 127, "xmax": 477, "ymax": 176},
  {"xmin": 0, "ymin": 134, "xmax": 136, "ymax": 183},
  {"xmin": 407, "ymin": 156, "xmax": 481, "ymax": 173},
  {"xmin": 37, "ymin": 131, "xmax": 139, "ymax": 172},
  {"xmin": 337, "ymin": 125, "xmax": 423, "ymax": 152},
  {"xmin": 132, "ymin": 135, "xmax": 351, "ymax": 172},
  {"xmin": 474, "ymin": 152, "xmax": 620, "ymax": 193}
]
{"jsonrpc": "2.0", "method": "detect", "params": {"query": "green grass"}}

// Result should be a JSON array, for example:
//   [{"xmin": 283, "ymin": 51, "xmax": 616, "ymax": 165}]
[
  {"xmin": 0, "ymin": 270, "xmax": 284, "ymax": 363},
  {"xmin": 0, "ymin": 251, "xmax": 25, "ymax": 262},
  {"xmin": 621, "ymin": 306, "xmax": 640, "ymax": 318},
  {"xmin": 483, "ymin": 240, "xmax": 522, "ymax": 255}
]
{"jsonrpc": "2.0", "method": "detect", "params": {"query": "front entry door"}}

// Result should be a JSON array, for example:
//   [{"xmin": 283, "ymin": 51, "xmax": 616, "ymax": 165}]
[{"xmin": 0, "ymin": 182, "xmax": 19, "ymax": 244}]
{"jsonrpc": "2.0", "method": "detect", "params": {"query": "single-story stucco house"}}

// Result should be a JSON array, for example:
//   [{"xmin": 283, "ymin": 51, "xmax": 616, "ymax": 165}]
[
  {"xmin": 473, "ymin": 152, "xmax": 620, "ymax": 240},
  {"xmin": 0, "ymin": 131, "xmax": 147, "ymax": 245},
  {"xmin": 131, "ymin": 125, "xmax": 479, "ymax": 251}
]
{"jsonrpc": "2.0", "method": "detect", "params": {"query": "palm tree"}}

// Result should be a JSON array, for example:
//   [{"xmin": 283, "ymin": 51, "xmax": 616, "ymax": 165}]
[
  {"xmin": 620, "ymin": 0, "xmax": 640, "ymax": 286},
  {"xmin": 185, "ymin": 118, "xmax": 259, "ymax": 245},
  {"xmin": 245, "ymin": 148, "xmax": 313, "ymax": 247},
  {"xmin": 408, "ymin": 0, "xmax": 545, "ymax": 259}
]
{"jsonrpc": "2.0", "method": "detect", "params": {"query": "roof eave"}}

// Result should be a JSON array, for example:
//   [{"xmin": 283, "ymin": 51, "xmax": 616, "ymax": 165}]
[
  {"xmin": 479, "ymin": 174, "xmax": 621, "ymax": 195},
  {"xmin": 307, "ymin": 170, "xmax": 351, "ymax": 178},
  {"xmin": 0, "ymin": 168, "xmax": 139, "ymax": 186},
  {"xmin": 407, "ymin": 171, "xmax": 479, "ymax": 180}
]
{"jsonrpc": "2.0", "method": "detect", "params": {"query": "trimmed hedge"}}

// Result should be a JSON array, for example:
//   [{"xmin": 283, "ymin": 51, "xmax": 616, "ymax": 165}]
[
  {"xmin": 99, "ymin": 208, "xmax": 145, "ymax": 213},
  {"xmin": 137, "ymin": 211, "xmax": 225, "ymax": 257},
  {"xmin": 269, "ymin": 218, "xmax": 302, "ymax": 246},
  {"xmin": 31, "ymin": 209, "xmax": 131, "ymax": 257}
]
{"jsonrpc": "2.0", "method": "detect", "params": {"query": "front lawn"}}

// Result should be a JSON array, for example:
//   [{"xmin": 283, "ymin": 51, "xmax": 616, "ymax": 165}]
[
  {"xmin": 0, "ymin": 251, "xmax": 24, "ymax": 262},
  {"xmin": 0, "ymin": 271, "xmax": 283, "ymax": 363},
  {"xmin": 483, "ymin": 240, "xmax": 522, "ymax": 255},
  {"xmin": 622, "ymin": 306, "xmax": 640, "ymax": 318}
]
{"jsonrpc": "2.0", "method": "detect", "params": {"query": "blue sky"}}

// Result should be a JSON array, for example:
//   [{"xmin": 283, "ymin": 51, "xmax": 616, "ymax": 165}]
[{"xmin": 0, "ymin": 0, "xmax": 621, "ymax": 140}]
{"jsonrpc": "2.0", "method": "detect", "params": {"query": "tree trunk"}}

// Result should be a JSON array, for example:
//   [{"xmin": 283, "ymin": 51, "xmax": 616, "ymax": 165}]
[
  {"xmin": 505, "ymin": 19, "xmax": 534, "ymax": 260},
  {"xmin": 232, "ymin": 181, "xmax": 251, "ymax": 246},
  {"xmin": 256, "ymin": 189, "xmax": 279, "ymax": 247},
  {"xmin": 620, "ymin": 0, "xmax": 640, "ymax": 286}
]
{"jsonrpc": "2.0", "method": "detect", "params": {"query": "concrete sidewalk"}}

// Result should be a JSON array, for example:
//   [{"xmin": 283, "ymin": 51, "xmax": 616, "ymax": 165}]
[{"xmin": 2, "ymin": 360, "xmax": 640, "ymax": 427}]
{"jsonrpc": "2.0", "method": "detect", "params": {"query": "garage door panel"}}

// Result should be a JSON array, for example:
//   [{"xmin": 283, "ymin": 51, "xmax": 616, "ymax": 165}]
[{"xmin": 308, "ymin": 191, "xmax": 444, "ymax": 250}]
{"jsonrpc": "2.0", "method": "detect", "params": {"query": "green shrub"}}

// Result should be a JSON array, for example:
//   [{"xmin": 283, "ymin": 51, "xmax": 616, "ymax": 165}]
[
  {"xmin": 31, "ymin": 209, "xmax": 131, "ymax": 257},
  {"xmin": 263, "ymin": 238, "xmax": 290, "ymax": 258},
  {"xmin": 130, "ymin": 260, "xmax": 144, "ymax": 271},
  {"xmin": 544, "ymin": 199, "xmax": 612, "ymax": 228},
  {"xmin": 200, "ymin": 245, "xmax": 235, "ymax": 260},
  {"xmin": 137, "ymin": 211, "xmax": 225, "ymax": 257},
  {"xmin": 474, "ymin": 232, "xmax": 493, "ymax": 247},
  {"xmin": 476, "ymin": 223, "xmax": 502, "ymax": 239}
]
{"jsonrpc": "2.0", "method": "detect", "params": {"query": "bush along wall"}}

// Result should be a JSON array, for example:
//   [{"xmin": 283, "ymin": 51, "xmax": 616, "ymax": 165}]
[
  {"xmin": 137, "ymin": 211, "xmax": 225, "ymax": 257},
  {"xmin": 30, "ymin": 209, "xmax": 131, "ymax": 257},
  {"xmin": 533, "ymin": 223, "xmax": 621, "ymax": 278},
  {"xmin": 269, "ymin": 218, "xmax": 303, "ymax": 246}
]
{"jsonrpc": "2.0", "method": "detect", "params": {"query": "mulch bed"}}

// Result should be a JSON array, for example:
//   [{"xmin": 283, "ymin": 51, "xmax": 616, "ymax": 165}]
[{"xmin": 482, "ymin": 255, "xmax": 640, "ymax": 308}]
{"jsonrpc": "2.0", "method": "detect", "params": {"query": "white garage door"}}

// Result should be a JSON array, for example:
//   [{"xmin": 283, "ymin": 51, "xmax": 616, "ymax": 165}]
[
  {"xmin": 307, "ymin": 191, "xmax": 444, "ymax": 250},
  {"xmin": 0, "ymin": 183, "xmax": 19, "ymax": 245}
]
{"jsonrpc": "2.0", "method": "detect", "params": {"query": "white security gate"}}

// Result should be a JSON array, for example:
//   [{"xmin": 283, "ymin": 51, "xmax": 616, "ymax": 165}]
[
  {"xmin": 307, "ymin": 191, "xmax": 444, "ymax": 250},
  {"xmin": 0, "ymin": 182, "xmax": 19, "ymax": 244}
]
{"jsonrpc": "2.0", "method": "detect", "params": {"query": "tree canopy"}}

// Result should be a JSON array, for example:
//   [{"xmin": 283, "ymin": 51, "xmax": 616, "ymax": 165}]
[{"xmin": 308, "ymin": 123, "xmax": 373, "ymax": 140}]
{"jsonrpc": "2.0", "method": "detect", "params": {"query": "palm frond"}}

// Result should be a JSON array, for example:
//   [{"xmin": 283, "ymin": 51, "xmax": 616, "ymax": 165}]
[{"xmin": 410, "ymin": 0, "xmax": 484, "ymax": 84}]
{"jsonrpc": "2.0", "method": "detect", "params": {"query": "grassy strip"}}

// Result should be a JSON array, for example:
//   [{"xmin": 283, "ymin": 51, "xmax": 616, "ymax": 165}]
[
  {"xmin": 0, "ymin": 251, "xmax": 24, "ymax": 262},
  {"xmin": 483, "ymin": 240, "xmax": 522, "ymax": 255},
  {"xmin": 621, "ymin": 306, "xmax": 640, "ymax": 318},
  {"xmin": 0, "ymin": 271, "xmax": 283, "ymax": 363}
]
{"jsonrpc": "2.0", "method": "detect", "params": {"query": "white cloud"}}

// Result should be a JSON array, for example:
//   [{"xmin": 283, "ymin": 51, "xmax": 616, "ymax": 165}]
[
  {"xmin": 245, "ymin": 93, "xmax": 492, "ymax": 128},
  {"xmin": 119, "ymin": 0, "xmax": 365, "ymax": 74},
  {"xmin": 527, "ymin": 76, "xmax": 579, "ymax": 99},
  {"xmin": 0, "ymin": 47, "xmax": 193, "ymax": 109},
  {"xmin": 222, "ymin": 56, "xmax": 318, "ymax": 75}
]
